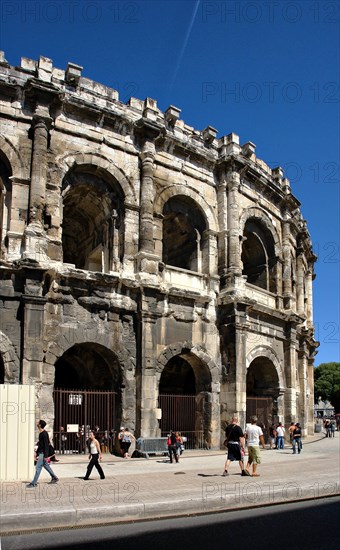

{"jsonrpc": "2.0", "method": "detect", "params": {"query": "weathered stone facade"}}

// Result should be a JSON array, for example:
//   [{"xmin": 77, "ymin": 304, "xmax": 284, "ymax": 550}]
[{"xmin": 0, "ymin": 53, "xmax": 318, "ymax": 447}]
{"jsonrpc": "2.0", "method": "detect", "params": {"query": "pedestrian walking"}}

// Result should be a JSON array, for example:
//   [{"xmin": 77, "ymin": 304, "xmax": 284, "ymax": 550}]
[
  {"xmin": 288, "ymin": 422, "xmax": 296, "ymax": 444},
  {"xmin": 244, "ymin": 416, "xmax": 265, "ymax": 477},
  {"xmin": 222, "ymin": 415, "xmax": 249, "ymax": 477},
  {"xmin": 292, "ymin": 422, "xmax": 302, "ymax": 454},
  {"xmin": 27, "ymin": 420, "xmax": 59, "ymax": 487},
  {"xmin": 83, "ymin": 430, "xmax": 105, "ymax": 480}
]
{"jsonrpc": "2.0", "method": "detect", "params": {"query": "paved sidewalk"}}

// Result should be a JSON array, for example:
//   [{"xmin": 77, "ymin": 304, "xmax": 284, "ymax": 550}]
[{"xmin": 0, "ymin": 434, "xmax": 339, "ymax": 534}]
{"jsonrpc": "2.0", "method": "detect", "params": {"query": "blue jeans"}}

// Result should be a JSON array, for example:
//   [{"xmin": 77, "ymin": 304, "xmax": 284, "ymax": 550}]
[
  {"xmin": 292, "ymin": 438, "xmax": 302, "ymax": 453},
  {"xmin": 31, "ymin": 453, "xmax": 57, "ymax": 485},
  {"xmin": 277, "ymin": 436, "xmax": 284, "ymax": 449}
]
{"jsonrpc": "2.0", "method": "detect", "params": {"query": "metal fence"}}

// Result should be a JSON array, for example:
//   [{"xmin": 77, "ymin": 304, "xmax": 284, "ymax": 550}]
[
  {"xmin": 53, "ymin": 389, "xmax": 116, "ymax": 454},
  {"xmin": 159, "ymin": 394, "xmax": 206, "ymax": 449}
]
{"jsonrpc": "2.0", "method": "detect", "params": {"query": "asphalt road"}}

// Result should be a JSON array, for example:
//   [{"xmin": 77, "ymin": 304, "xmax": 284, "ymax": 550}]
[{"xmin": 2, "ymin": 496, "xmax": 340, "ymax": 550}]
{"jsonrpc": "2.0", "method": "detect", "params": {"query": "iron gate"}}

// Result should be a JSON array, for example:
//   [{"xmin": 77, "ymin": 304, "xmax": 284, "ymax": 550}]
[
  {"xmin": 53, "ymin": 389, "xmax": 116, "ymax": 454},
  {"xmin": 246, "ymin": 397, "xmax": 273, "ymax": 443},
  {"xmin": 158, "ymin": 393, "xmax": 205, "ymax": 449}
]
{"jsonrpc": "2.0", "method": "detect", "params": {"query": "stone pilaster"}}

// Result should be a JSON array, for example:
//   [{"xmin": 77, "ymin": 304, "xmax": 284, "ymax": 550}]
[
  {"xmin": 23, "ymin": 117, "xmax": 51, "ymax": 262},
  {"xmin": 29, "ymin": 118, "xmax": 50, "ymax": 224},
  {"xmin": 136, "ymin": 140, "xmax": 160, "ymax": 279},
  {"xmin": 282, "ymin": 214, "xmax": 292, "ymax": 309},
  {"xmin": 305, "ymin": 268, "xmax": 314, "ymax": 327},
  {"xmin": 227, "ymin": 170, "xmax": 242, "ymax": 276},
  {"xmin": 296, "ymin": 252, "xmax": 305, "ymax": 317},
  {"xmin": 298, "ymin": 342, "xmax": 308, "ymax": 430},
  {"xmin": 217, "ymin": 171, "xmax": 228, "ymax": 280},
  {"xmin": 283, "ymin": 320, "xmax": 298, "ymax": 421},
  {"xmin": 139, "ymin": 140, "xmax": 155, "ymax": 255},
  {"xmin": 139, "ymin": 314, "xmax": 160, "ymax": 437},
  {"xmin": 234, "ymin": 305, "xmax": 249, "ymax": 427}
]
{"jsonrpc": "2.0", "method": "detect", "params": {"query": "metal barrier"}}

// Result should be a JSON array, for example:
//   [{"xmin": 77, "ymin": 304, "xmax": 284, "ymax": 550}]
[
  {"xmin": 135, "ymin": 437, "xmax": 169, "ymax": 458},
  {"xmin": 161, "ymin": 431, "xmax": 206, "ymax": 450}
]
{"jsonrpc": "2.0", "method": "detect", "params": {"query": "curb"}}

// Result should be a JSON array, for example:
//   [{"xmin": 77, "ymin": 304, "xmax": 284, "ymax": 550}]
[{"xmin": 1, "ymin": 478, "xmax": 339, "ymax": 535}]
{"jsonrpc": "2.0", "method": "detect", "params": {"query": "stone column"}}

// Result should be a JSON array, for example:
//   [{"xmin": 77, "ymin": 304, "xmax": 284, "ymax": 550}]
[
  {"xmin": 29, "ymin": 118, "xmax": 50, "ymax": 223},
  {"xmin": 139, "ymin": 313, "xmax": 160, "ymax": 437},
  {"xmin": 139, "ymin": 141, "xmax": 155, "ymax": 254},
  {"xmin": 217, "ymin": 171, "xmax": 228, "ymax": 282},
  {"xmin": 123, "ymin": 204, "xmax": 139, "ymax": 277},
  {"xmin": 284, "ymin": 320, "xmax": 298, "ymax": 421},
  {"xmin": 296, "ymin": 252, "xmax": 305, "ymax": 317},
  {"xmin": 227, "ymin": 170, "xmax": 242, "ymax": 275},
  {"xmin": 136, "ymin": 141, "xmax": 159, "ymax": 279},
  {"xmin": 298, "ymin": 343, "xmax": 308, "ymax": 432},
  {"xmin": 307, "ymin": 359, "xmax": 315, "ymax": 435},
  {"xmin": 305, "ymin": 268, "xmax": 314, "ymax": 327},
  {"xmin": 282, "ymin": 214, "xmax": 292, "ymax": 309},
  {"xmin": 234, "ymin": 304, "xmax": 249, "ymax": 427},
  {"xmin": 23, "ymin": 117, "xmax": 51, "ymax": 262}
]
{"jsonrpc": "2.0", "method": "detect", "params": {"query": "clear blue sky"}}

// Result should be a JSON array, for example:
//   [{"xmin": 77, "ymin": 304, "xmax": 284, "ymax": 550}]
[{"xmin": 1, "ymin": 0, "xmax": 339, "ymax": 365}]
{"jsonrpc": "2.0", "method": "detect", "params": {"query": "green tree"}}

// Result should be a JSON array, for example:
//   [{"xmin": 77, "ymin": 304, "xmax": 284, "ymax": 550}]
[{"xmin": 314, "ymin": 362, "xmax": 340, "ymax": 412}]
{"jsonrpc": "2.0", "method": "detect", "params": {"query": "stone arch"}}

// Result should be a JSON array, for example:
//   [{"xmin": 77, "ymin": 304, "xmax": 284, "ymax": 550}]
[
  {"xmin": 0, "ymin": 134, "xmax": 27, "ymax": 179},
  {"xmin": 154, "ymin": 183, "xmax": 218, "ymax": 233},
  {"xmin": 246, "ymin": 345, "xmax": 285, "ymax": 391},
  {"xmin": 44, "ymin": 327, "xmax": 133, "ymax": 382},
  {"xmin": 41, "ymin": 327, "xmax": 136, "ymax": 438},
  {"xmin": 154, "ymin": 184, "xmax": 218, "ymax": 273},
  {"xmin": 0, "ymin": 331, "xmax": 20, "ymax": 383},
  {"xmin": 156, "ymin": 341, "xmax": 219, "ymax": 386},
  {"xmin": 240, "ymin": 207, "xmax": 281, "ymax": 292},
  {"xmin": 246, "ymin": 346, "xmax": 285, "ymax": 438},
  {"xmin": 240, "ymin": 207, "xmax": 281, "ymax": 257},
  {"xmin": 59, "ymin": 157, "xmax": 130, "ymax": 271},
  {"xmin": 156, "ymin": 342, "xmax": 219, "ymax": 448},
  {"xmin": 56, "ymin": 151, "xmax": 137, "ymax": 204}
]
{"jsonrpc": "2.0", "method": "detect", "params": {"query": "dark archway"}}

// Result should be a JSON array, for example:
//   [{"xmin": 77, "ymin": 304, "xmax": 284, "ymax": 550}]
[
  {"xmin": 162, "ymin": 196, "xmax": 207, "ymax": 272},
  {"xmin": 62, "ymin": 165, "xmax": 124, "ymax": 272},
  {"xmin": 0, "ymin": 153, "xmax": 12, "ymax": 260},
  {"xmin": 246, "ymin": 357, "xmax": 280, "ymax": 441},
  {"xmin": 242, "ymin": 219, "xmax": 277, "ymax": 292},
  {"xmin": 55, "ymin": 342, "xmax": 122, "ymax": 391},
  {"xmin": 54, "ymin": 343, "xmax": 122, "ymax": 453},
  {"xmin": 158, "ymin": 351, "xmax": 212, "ymax": 448}
]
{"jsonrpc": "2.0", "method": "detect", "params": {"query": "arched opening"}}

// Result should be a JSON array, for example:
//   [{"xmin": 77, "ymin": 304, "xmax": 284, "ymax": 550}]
[
  {"xmin": 53, "ymin": 343, "xmax": 122, "ymax": 454},
  {"xmin": 242, "ymin": 219, "xmax": 277, "ymax": 292},
  {"xmin": 246, "ymin": 357, "xmax": 280, "ymax": 441},
  {"xmin": 0, "ymin": 354, "xmax": 4, "ymax": 383},
  {"xmin": 62, "ymin": 165, "xmax": 124, "ymax": 272},
  {"xmin": 0, "ymin": 153, "xmax": 12, "ymax": 260},
  {"xmin": 162, "ymin": 196, "xmax": 207, "ymax": 272},
  {"xmin": 158, "ymin": 351, "xmax": 212, "ymax": 449}
]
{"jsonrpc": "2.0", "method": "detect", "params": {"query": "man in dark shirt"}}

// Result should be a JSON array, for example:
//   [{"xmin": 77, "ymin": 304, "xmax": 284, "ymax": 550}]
[
  {"xmin": 292, "ymin": 422, "xmax": 302, "ymax": 454},
  {"xmin": 223, "ymin": 415, "xmax": 249, "ymax": 476},
  {"xmin": 27, "ymin": 420, "xmax": 59, "ymax": 487}
]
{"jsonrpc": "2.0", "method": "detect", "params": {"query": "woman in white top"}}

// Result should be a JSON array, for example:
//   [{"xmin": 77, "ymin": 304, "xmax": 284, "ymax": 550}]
[{"xmin": 84, "ymin": 431, "xmax": 105, "ymax": 480}]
